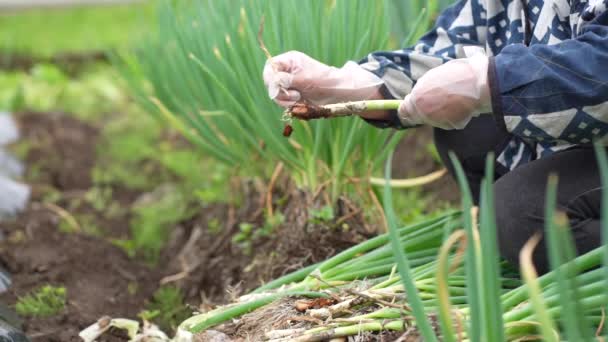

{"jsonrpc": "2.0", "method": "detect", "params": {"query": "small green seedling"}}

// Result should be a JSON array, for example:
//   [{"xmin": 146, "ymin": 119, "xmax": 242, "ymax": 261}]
[
  {"xmin": 232, "ymin": 214, "xmax": 285, "ymax": 254},
  {"xmin": 207, "ymin": 218, "xmax": 222, "ymax": 234},
  {"xmin": 232, "ymin": 223, "xmax": 254, "ymax": 244},
  {"xmin": 15, "ymin": 285, "xmax": 67, "ymax": 317},
  {"xmin": 84, "ymin": 186, "xmax": 113, "ymax": 212},
  {"xmin": 309, "ymin": 205, "xmax": 335, "ymax": 224},
  {"xmin": 142, "ymin": 286, "xmax": 190, "ymax": 331},
  {"xmin": 232, "ymin": 223, "xmax": 255, "ymax": 255},
  {"xmin": 260, "ymin": 213, "xmax": 284, "ymax": 237}
]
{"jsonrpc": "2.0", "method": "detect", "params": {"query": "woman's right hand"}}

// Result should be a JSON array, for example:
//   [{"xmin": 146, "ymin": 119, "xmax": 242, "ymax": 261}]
[{"xmin": 262, "ymin": 51, "xmax": 384, "ymax": 108}]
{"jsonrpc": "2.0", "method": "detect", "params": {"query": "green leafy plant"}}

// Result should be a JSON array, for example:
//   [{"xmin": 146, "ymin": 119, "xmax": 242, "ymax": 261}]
[
  {"xmin": 130, "ymin": 187, "xmax": 190, "ymax": 263},
  {"xmin": 15, "ymin": 285, "xmax": 67, "ymax": 318},
  {"xmin": 84, "ymin": 186, "xmax": 114, "ymax": 212},
  {"xmin": 92, "ymin": 113, "xmax": 161, "ymax": 190},
  {"xmin": 207, "ymin": 218, "xmax": 222, "ymax": 235},
  {"xmin": 262, "ymin": 213, "xmax": 284, "ymax": 236},
  {"xmin": 308, "ymin": 205, "xmax": 335, "ymax": 224},
  {"xmin": 0, "ymin": 64, "xmax": 130, "ymax": 120},
  {"xmin": 233, "ymin": 214, "xmax": 284, "ymax": 254},
  {"xmin": 113, "ymin": 185, "xmax": 192, "ymax": 263},
  {"xmin": 121, "ymin": 0, "xmax": 404, "ymax": 201},
  {"xmin": 232, "ymin": 223, "xmax": 254, "ymax": 244},
  {"xmin": 140, "ymin": 286, "xmax": 190, "ymax": 332},
  {"xmin": 58, "ymin": 213, "xmax": 102, "ymax": 236}
]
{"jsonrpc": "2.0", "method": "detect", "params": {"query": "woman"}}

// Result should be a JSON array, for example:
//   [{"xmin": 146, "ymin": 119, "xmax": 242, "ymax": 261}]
[{"xmin": 263, "ymin": 0, "xmax": 608, "ymax": 273}]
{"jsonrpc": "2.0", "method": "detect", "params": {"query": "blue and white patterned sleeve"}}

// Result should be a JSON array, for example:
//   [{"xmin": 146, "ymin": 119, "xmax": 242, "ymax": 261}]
[
  {"xmin": 490, "ymin": 1, "xmax": 608, "ymax": 146},
  {"xmin": 359, "ymin": 0, "xmax": 488, "ymax": 129}
]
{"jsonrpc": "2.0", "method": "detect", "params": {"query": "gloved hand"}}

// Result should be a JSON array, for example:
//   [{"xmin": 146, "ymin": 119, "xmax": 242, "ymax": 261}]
[
  {"xmin": 263, "ymin": 50, "xmax": 383, "ymax": 107},
  {"xmin": 398, "ymin": 54, "xmax": 491, "ymax": 130}
]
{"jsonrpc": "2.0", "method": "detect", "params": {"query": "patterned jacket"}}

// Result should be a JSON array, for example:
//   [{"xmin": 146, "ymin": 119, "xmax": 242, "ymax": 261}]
[{"xmin": 360, "ymin": 0, "xmax": 608, "ymax": 170}]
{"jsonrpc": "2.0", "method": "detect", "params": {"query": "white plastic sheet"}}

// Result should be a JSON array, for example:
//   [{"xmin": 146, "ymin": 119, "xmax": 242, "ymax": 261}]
[
  {"xmin": 0, "ymin": 176, "xmax": 30, "ymax": 220},
  {"xmin": 0, "ymin": 113, "xmax": 19, "ymax": 147},
  {"xmin": 0, "ymin": 113, "xmax": 29, "ymax": 220},
  {"xmin": 0, "ymin": 150, "xmax": 24, "ymax": 179}
]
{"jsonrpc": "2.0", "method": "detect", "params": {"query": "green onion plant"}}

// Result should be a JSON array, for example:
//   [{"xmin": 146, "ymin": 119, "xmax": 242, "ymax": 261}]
[{"xmin": 121, "ymin": 0, "xmax": 413, "ymax": 201}]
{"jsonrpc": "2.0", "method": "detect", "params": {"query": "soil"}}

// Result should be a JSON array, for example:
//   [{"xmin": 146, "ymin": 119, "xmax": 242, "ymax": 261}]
[
  {"xmin": 16, "ymin": 112, "xmax": 100, "ymax": 191},
  {"xmin": 0, "ymin": 112, "xmax": 160, "ymax": 341},
  {"xmin": 0, "ymin": 206, "xmax": 161, "ymax": 342}
]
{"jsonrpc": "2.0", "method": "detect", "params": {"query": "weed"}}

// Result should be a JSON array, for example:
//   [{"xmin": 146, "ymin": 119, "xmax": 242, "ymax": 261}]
[
  {"xmin": 84, "ymin": 187, "xmax": 113, "ymax": 212},
  {"xmin": 93, "ymin": 106, "xmax": 231, "ymax": 261},
  {"xmin": 262, "ymin": 213, "xmax": 284, "ymax": 236},
  {"xmin": 41, "ymin": 188, "xmax": 62, "ymax": 204},
  {"xmin": 111, "ymin": 239, "xmax": 137, "ymax": 258},
  {"xmin": 309, "ymin": 205, "xmax": 335, "ymax": 224},
  {"xmin": 140, "ymin": 286, "xmax": 190, "ymax": 332},
  {"xmin": 207, "ymin": 218, "xmax": 221, "ymax": 235},
  {"xmin": 58, "ymin": 213, "xmax": 102, "ymax": 236},
  {"xmin": 130, "ymin": 186, "xmax": 190, "ymax": 263},
  {"xmin": 232, "ymin": 223, "xmax": 254, "ymax": 245},
  {"xmin": 233, "ymin": 214, "xmax": 285, "ymax": 254},
  {"xmin": 127, "ymin": 282, "xmax": 138, "ymax": 296},
  {"xmin": 92, "ymin": 113, "xmax": 161, "ymax": 190},
  {"xmin": 15, "ymin": 285, "xmax": 66, "ymax": 318}
]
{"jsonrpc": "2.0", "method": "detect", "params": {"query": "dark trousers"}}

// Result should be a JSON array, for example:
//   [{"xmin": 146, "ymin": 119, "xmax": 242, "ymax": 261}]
[{"xmin": 434, "ymin": 116, "xmax": 602, "ymax": 274}]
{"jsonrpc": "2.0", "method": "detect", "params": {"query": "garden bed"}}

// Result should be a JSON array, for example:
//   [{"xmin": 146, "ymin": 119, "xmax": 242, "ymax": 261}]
[
  {"xmin": 1, "ymin": 112, "xmax": 433, "ymax": 340},
  {"xmin": 0, "ymin": 112, "xmax": 161, "ymax": 340}
]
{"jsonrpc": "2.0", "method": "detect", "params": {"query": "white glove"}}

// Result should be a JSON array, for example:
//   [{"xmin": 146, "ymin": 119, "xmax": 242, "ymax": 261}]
[
  {"xmin": 263, "ymin": 51, "xmax": 383, "ymax": 107},
  {"xmin": 398, "ymin": 54, "xmax": 491, "ymax": 130}
]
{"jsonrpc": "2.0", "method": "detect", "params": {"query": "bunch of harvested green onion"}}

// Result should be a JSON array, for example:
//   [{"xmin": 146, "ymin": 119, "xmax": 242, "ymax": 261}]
[
  {"xmin": 177, "ymin": 211, "xmax": 471, "ymax": 339},
  {"xmin": 172, "ymin": 146, "xmax": 608, "ymax": 341}
]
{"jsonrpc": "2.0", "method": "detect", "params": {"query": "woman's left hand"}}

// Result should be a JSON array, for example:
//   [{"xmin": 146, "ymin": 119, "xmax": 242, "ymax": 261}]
[{"xmin": 398, "ymin": 54, "xmax": 491, "ymax": 130}]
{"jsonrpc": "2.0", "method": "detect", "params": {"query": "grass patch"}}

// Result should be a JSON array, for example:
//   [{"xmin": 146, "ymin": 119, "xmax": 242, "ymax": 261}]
[
  {"xmin": 0, "ymin": 3, "xmax": 154, "ymax": 56},
  {"xmin": 15, "ymin": 285, "xmax": 67, "ymax": 318}
]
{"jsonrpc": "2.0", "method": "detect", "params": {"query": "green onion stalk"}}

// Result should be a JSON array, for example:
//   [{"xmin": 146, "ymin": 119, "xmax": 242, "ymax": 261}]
[
  {"xmin": 122, "ymin": 0, "xmax": 406, "ymax": 202},
  {"xmin": 286, "ymin": 100, "xmax": 402, "ymax": 120},
  {"xmin": 277, "ymin": 248, "xmax": 608, "ymax": 342}
]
